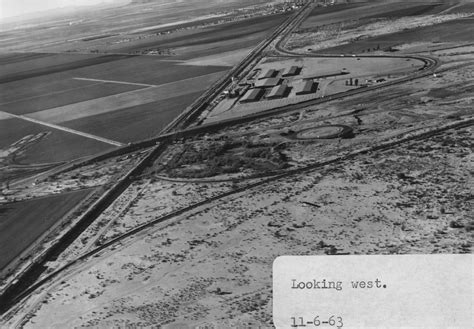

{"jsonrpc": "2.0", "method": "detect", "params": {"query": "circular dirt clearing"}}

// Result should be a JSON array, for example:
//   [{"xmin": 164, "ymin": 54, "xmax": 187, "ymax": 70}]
[{"xmin": 295, "ymin": 125, "xmax": 353, "ymax": 139}]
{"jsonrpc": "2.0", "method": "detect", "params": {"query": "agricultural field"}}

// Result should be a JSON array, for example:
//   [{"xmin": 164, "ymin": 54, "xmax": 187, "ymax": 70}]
[
  {"xmin": 0, "ymin": 0, "xmax": 291, "ymax": 54},
  {"xmin": 0, "ymin": 2, "xmax": 290, "ymax": 168},
  {"xmin": 0, "ymin": 117, "xmax": 114, "ymax": 164},
  {"xmin": 0, "ymin": 189, "xmax": 94, "ymax": 271},
  {"xmin": 0, "ymin": 54, "xmax": 132, "ymax": 84},
  {"xmin": 123, "ymin": 13, "xmax": 291, "ymax": 60},
  {"xmin": 1, "ymin": 81, "xmax": 145, "ymax": 116},
  {"xmin": 63, "ymin": 91, "xmax": 204, "ymax": 143}
]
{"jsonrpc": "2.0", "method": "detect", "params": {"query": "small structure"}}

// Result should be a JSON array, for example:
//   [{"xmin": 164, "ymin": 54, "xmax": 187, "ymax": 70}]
[
  {"xmin": 295, "ymin": 81, "xmax": 317, "ymax": 95},
  {"xmin": 255, "ymin": 77, "xmax": 282, "ymax": 88},
  {"xmin": 303, "ymin": 70, "xmax": 348, "ymax": 80},
  {"xmin": 258, "ymin": 69, "xmax": 279, "ymax": 80},
  {"xmin": 240, "ymin": 88, "xmax": 264, "ymax": 103},
  {"xmin": 266, "ymin": 85, "xmax": 290, "ymax": 100},
  {"xmin": 282, "ymin": 66, "xmax": 301, "ymax": 77}
]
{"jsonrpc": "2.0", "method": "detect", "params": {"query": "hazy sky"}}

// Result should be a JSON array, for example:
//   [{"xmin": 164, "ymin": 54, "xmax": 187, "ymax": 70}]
[{"xmin": 0, "ymin": 0, "xmax": 125, "ymax": 20}]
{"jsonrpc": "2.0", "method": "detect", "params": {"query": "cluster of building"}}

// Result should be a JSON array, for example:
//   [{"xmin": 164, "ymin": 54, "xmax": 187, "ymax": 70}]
[{"xmin": 240, "ymin": 66, "xmax": 319, "ymax": 103}]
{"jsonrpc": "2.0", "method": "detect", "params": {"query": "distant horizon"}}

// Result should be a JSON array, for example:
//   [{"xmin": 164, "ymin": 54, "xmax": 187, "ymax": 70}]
[{"xmin": 0, "ymin": 0, "xmax": 130, "ymax": 22}]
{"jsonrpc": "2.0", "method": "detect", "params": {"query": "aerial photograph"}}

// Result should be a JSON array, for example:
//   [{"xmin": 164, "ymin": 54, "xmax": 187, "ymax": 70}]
[{"xmin": 0, "ymin": 0, "xmax": 472, "ymax": 327}]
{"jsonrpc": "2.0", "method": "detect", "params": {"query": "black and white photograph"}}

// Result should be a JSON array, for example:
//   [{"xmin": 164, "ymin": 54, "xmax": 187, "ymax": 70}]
[{"xmin": 0, "ymin": 0, "xmax": 472, "ymax": 327}]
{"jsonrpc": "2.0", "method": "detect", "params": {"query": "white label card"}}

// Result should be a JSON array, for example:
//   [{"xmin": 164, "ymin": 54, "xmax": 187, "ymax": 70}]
[{"xmin": 273, "ymin": 254, "xmax": 472, "ymax": 329}]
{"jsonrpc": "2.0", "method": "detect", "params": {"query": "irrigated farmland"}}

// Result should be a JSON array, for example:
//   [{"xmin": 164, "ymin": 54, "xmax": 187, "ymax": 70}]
[
  {"xmin": 0, "ymin": 189, "xmax": 94, "ymax": 271},
  {"xmin": 63, "ymin": 92, "xmax": 204, "ymax": 143},
  {"xmin": 69, "ymin": 58, "xmax": 229, "ymax": 86},
  {"xmin": 0, "ymin": 8, "xmax": 289, "ymax": 166},
  {"xmin": 111, "ymin": 13, "xmax": 291, "ymax": 60},
  {"xmin": 0, "ymin": 53, "xmax": 230, "ymax": 165},
  {"xmin": 0, "ymin": 82, "xmax": 145, "ymax": 116},
  {"xmin": 0, "ymin": 54, "xmax": 134, "ymax": 84},
  {"xmin": 0, "ymin": 117, "xmax": 115, "ymax": 164}
]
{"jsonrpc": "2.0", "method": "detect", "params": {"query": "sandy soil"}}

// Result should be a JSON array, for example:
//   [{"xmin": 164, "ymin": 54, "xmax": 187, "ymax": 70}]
[
  {"xmin": 51, "ymin": 179, "xmax": 238, "ymax": 267},
  {"xmin": 12, "ymin": 124, "xmax": 472, "ymax": 328}
]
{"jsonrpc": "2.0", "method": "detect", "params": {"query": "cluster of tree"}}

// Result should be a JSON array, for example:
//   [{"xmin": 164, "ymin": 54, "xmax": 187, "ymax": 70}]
[{"xmin": 166, "ymin": 140, "xmax": 289, "ymax": 178}]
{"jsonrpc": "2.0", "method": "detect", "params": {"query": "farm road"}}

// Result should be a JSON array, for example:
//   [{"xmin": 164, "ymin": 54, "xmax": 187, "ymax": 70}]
[
  {"xmin": 73, "ymin": 78, "xmax": 156, "ymax": 88},
  {"xmin": 0, "ymin": 111, "xmax": 125, "ymax": 147},
  {"xmin": 27, "ymin": 71, "xmax": 225, "ymax": 124}
]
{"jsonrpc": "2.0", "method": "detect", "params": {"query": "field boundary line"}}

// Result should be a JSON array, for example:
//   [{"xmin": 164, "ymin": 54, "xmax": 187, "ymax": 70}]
[
  {"xmin": 73, "ymin": 77, "xmax": 157, "ymax": 88},
  {"xmin": 152, "ymin": 71, "xmax": 228, "ymax": 89},
  {"xmin": 74, "ymin": 71, "xmax": 227, "ymax": 90},
  {"xmin": 25, "ymin": 71, "xmax": 226, "ymax": 124},
  {"xmin": 0, "ymin": 111, "xmax": 125, "ymax": 147}
]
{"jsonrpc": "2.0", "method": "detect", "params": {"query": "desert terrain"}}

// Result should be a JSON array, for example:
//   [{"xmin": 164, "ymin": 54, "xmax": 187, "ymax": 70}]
[{"xmin": 0, "ymin": 0, "xmax": 472, "ymax": 328}]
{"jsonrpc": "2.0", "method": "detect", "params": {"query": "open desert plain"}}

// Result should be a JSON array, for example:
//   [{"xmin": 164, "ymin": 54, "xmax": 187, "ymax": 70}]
[{"xmin": 0, "ymin": 0, "xmax": 472, "ymax": 328}]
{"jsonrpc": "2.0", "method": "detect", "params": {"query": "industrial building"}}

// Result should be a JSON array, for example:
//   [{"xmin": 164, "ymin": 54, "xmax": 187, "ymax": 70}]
[
  {"xmin": 240, "ymin": 88, "xmax": 264, "ymax": 103},
  {"xmin": 295, "ymin": 80, "xmax": 317, "ymax": 95},
  {"xmin": 266, "ymin": 85, "xmax": 290, "ymax": 100},
  {"xmin": 255, "ymin": 77, "xmax": 282, "ymax": 88},
  {"xmin": 258, "ymin": 69, "xmax": 279, "ymax": 80},
  {"xmin": 282, "ymin": 66, "xmax": 301, "ymax": 77}
]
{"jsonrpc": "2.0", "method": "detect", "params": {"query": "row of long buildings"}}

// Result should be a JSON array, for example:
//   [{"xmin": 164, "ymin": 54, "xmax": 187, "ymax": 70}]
[
  {"xmin": 239, "ymin": 65, "xmax": 319, "ymax": 103},
  {"xmin": 257, "ymin": 66, "xmax": 301, "ymax": 80},
  {"xmin": 240, "ymin": 80, "xmax": 318, "ymax": 103}
]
